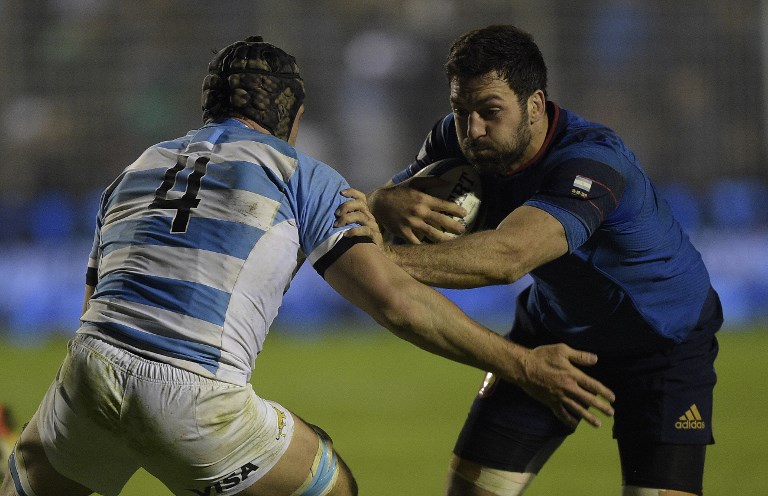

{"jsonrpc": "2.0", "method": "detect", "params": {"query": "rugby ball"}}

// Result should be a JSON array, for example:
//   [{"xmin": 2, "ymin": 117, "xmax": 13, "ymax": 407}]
[{"xmin": 414, "ymin": 158, "xmax": 484, "ymax": 238}]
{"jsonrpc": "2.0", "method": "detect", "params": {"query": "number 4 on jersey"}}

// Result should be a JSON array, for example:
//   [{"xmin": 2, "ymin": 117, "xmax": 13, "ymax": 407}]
[{"xmin": 149, "ymin": 155, "xmax": 210, "ymax": 233}]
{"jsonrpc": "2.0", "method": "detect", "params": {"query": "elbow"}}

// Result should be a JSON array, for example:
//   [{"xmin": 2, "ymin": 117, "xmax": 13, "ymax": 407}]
[
  {"xmin": 372, "ymin": 291, "xmax": 425, "ymax": 338},
  {"xmin": 492, "ymin": 239, "xmax": 547, "ymax": 284},
  {"xmin": 480, "ymin": 255, "xmax": 526, "ymax": 286},
  {"xmin": 498, "ymin": 263, "xmax": 526, "ymax": 285},
  {"xmin": 376, "ymin": 298, "xmax": 416, "ymax": 332}
]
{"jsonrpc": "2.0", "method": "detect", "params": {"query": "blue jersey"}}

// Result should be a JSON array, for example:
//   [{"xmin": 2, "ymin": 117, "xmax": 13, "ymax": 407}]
[
  {"xmin": 395, "ymin": 103, "xmax": 719, "ymax": 344},
  {"xmin": 80, "ymin": 119, "xmax": 359, "ymax": 385}
]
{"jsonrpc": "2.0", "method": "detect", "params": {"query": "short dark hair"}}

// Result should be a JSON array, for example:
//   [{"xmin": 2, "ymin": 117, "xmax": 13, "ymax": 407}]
[
  {"xmin": 201, "ymin": 36, "xmax": 305, "ymax": 141},
  {"xmin": 445, "ymin": 25, "xmax": 548, "ymax": 102}
]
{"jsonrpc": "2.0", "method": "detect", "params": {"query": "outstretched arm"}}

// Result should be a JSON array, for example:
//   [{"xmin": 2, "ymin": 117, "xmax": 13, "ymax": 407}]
[{"xmin": 323, "ymin": 242, "xmax": 614, "ymax": 429}]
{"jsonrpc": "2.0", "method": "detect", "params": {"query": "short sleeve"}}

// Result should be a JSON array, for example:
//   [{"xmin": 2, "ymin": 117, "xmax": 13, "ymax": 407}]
[
  {"xmin": 291, "ymin": 153, "xmax": 360, "ymax": 266},
  {"xmin": 525, "ymin": 158, "xmax": 625, "ymax": 251}
]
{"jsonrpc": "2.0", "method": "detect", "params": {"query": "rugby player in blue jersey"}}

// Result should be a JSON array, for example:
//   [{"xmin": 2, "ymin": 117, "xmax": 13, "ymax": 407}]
[
  {"xmin": 345, "ymin": 25, "xmax": 723, "ymax": 496},
  {"xmin": 0, "ymin": 36, "xmax": 615, "ymax": 496}
]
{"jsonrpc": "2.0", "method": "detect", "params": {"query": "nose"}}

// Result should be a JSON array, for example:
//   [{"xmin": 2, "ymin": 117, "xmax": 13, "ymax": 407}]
[{"xmin": 466, "ymin": 112, "xmax": 485, "ymax": 140}]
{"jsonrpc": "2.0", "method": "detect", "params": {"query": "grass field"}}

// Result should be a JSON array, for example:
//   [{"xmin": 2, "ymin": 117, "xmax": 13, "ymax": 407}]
[{"xmin": 2, "ymin": 326, "xmax": 767, "ymax": 495}]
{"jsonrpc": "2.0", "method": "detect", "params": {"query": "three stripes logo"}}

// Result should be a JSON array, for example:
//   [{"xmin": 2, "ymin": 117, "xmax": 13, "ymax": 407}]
[{"xmin": 675, "ymin": 404, "xmax": 706, "ymax": 430}]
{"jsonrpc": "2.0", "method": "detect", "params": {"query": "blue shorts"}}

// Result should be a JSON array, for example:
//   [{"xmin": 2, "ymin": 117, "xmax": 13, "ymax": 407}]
[{"xmin": 454, "ymin": 286, "xmax": 722, "ymax": 470}]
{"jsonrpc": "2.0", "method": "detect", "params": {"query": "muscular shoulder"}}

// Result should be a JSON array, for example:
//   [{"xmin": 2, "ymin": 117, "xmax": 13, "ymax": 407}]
[{"xmin": 550, "ymin": 109, "xmax": 640, "ymax": 177}]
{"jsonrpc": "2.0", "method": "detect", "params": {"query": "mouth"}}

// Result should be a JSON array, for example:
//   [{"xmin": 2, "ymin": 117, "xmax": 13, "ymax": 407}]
[
  {"xmin": 467, "ymin": 146, "xmax": 495, "ymax": 159},
  {"xmin": 463, "ymin": 140, "xmax": 491, "ymax": 153}
]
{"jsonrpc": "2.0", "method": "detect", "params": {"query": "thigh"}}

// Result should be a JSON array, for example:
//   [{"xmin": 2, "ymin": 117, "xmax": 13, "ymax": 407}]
[
  {"xmin": 618, "ymin": 439, "xmax": 706, "ymax": 494},
  {"xmin": 134, "ymin": 373, "xmax": 296, "ymax": 494},
  {"xmin": 241, "ymin": 415, "xmax": 357, "ymax": 496},
  {"xmin": 453, "ymin": 372, "xmax": 572, "ymax": 472},
  {"xmin": 2, "ymin": 413, "xmax": 93, "ymax": 496},
  {"xmin": 33, "ymin": 339, "xmax": 141, "ymax": 496},
  {"xmin": 153, "ymin": 380, "xmax": 354, "ymax": 496},
  {"xmin": 607, "ymin": 325, "xmax": 719, "ymax": 445},
  {"xmin": 453, "ymin": 301, "xmax": 573, "ymax": 472}
]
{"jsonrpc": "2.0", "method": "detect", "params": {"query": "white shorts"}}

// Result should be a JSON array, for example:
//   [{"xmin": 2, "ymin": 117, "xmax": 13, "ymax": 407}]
[{"xmin": 34, "ymin": 333, "xmax": 294, "ymax": 496}]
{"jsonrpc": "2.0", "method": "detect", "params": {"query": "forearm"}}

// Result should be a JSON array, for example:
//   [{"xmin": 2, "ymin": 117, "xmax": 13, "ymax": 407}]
[
  {"xmin": 386, "ymin": 281, "xmax": 531, "ymax": 383},
  {"xmin": 385, "ymin": 230, "xmax": 525, "ymax": 288},
  {"xmin": 324, "ymin": 244, "xmax": 529, "ymax": 383},
  {"xmin": 382, "ymin": 206, "xmax": 568, "ymax": 289}
]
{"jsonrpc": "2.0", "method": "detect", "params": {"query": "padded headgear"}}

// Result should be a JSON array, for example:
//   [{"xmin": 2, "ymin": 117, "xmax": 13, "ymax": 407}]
[{"xmin": 202, "ymin": 36, "xmax": 305, "ymax": 141}]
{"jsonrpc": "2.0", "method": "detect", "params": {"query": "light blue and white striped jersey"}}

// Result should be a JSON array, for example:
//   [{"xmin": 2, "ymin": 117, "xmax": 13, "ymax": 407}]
[{"xmin": 79, "ymin": 119, "xmax": 356, "ymax": 385}]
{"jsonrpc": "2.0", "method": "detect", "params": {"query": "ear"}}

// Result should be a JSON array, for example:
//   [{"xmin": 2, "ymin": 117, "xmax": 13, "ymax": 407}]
[{"xmin": 527, "ymin": 90, "xmax": 546, "ymax": 124}]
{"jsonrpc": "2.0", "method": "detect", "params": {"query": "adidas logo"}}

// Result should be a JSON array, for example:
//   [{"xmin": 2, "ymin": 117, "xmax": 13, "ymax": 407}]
[{"xmin": 675, "ymin": 404, "xmax": 706, "ymax": 430}]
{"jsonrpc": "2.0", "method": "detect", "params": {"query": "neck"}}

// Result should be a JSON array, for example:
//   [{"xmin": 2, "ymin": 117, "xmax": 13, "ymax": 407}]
[
  {"xmin": 529, "ymin": 111, "xmax": 550, "ymax": 158},
  {"xmin": 232, "ymin": 116, "xmax": 272, "ymax": 135}
]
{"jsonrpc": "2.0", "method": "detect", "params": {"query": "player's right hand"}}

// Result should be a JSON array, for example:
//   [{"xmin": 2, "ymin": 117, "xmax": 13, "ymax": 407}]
[
  {"xmin": 368, "ymin": 178, "xmax": 467, "ymax": 244},
  {"xmin": 518, "ymin": 343, "xmax": 615, "ymax": 430},
  {"xmin": 336, "ymin": 188, "xmax": 385, "ymax": 247}
]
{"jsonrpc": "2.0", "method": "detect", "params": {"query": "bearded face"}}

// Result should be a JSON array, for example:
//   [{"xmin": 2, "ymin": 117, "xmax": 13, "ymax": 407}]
[
  {"xmin": 460, "ymin": 107, "xmax": 532, "ymax": 176},
  {"xmin": 450, "ymin": 73, "xmax": 535, "ymax": 176}
]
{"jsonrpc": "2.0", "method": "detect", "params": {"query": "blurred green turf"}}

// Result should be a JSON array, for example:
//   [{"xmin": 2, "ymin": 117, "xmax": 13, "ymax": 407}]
[{"xmin": 1, "ymin": 327, "xmax": 766, "ymax": 495}]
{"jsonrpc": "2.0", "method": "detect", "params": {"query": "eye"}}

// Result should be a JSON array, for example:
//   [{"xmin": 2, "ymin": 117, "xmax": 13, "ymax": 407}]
[
  {"xmin": 452, "ymin": 107, "xmax": 468, "ymax": 118},
  {"xmin": 479, "ymin": 108, "xmax": 501, "ymax": 119}
]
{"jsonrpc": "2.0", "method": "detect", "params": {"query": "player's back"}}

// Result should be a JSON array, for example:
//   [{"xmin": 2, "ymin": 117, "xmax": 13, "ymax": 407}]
[{"xmin": 80, "ymin": 119, "xmax": 308, "ymax": 385}]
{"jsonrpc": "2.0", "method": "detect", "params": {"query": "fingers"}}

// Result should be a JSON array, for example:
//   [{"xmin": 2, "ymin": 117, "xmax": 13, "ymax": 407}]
[
  {"xmin": 334, "ymin": 209, "xmax": 373, "ymax": 228},
  {"xmin": 566, "ymin": 349, "xmax": 599, "ymax": 367},
  {"xmin": 399, "ymin": 229, "xmax": 424, "ymax": 245},
  {"xmin": 342, "ymin": 225, "xmax": 375, "ymax": 239},
  {"xmin": 341, "ymin": 187, "xmax": 366, "ymax": 201},
  {"xmin": 335, "ymin": 190, "xmax": 376, "ymax": 229},
  {"xmin": 561, "ymin": 397, "xmax": 603, "ymax": 429},
  {"xmin": 421, "ymin": 225, "xmax": 463, "ymax": 244},
  {"xmin": 423, "ymin": 211, "xmax": 466, "ymax": 238},
  {"xmin": 561, "ymin": 346, "xmax": 616, "ymax": 404},
  {"xmin": 571, "ymin": 380, "xmax": 615, "ymax": 417},
  {"xmin": 550, "ymin": 403, "xmax": 579, "ymax": 430},
  {"xmin": 579, "ymin": 375, "xmax": 616, "ymax": 405},
  {"xmin": 361, "ymin": 182, "xmax": 469, "ymax": 242},
  {"xmin": 425, "ymin": 197, "xmax": 468, "ymax": 220},
  {"xmin": 549, "ymin": 385, "xmax": 613, "ymax": 430},
  {"xmin": 525, "ymin": 344, "xmax": 616, "ymax": 430},
  {"xmin": 334, "ymin": 199, "xmax": 369, "ymax": 220},
  {"xmin": 407, "ymin": 179, "xmax": 468, "ymax": 219}
]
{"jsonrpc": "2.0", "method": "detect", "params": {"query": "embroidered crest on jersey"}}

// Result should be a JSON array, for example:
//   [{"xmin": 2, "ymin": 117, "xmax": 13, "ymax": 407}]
[{"xmin": 571, "ymin": 175, "xmax": 593, "ymax": 198}]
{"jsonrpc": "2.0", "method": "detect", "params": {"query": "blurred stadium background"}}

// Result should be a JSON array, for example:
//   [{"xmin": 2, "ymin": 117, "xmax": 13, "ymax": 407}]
[
  {"xmin": 1, "ymin": 1, "xmax": 767, "ymax": 494},
  {"xmin": 1, "ymin": 0, "xmax": 767, "ymax": 338}
]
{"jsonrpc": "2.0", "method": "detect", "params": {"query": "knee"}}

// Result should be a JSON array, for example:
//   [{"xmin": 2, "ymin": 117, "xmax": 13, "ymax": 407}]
[
  {"xmin": 296, "ymin": 424, "xmax": 357, "ymax": 496},
  {"xmin": 0, "ymin": 473, "xmax": 15, "ymax": 496},
  {"xmin": 447, "ymin": 456, "xmax": 533, "ymax": 496},
  {"xmin": 623, "ymin": 487, "xmax": 700, "ymax": 496},
  {"xmin": 335, "ymin": 461, "xmax": 358, "ymax": 496}
]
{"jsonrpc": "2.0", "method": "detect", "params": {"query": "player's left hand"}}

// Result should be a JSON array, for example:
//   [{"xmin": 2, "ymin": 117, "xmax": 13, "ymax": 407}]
[
  {"xmin": 336, "ymin": 188, "xmax": 384, "ymax": 247},
  {"xmin": 368, "ymin": 179, "xmax": 466, "ymax": 244}
]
